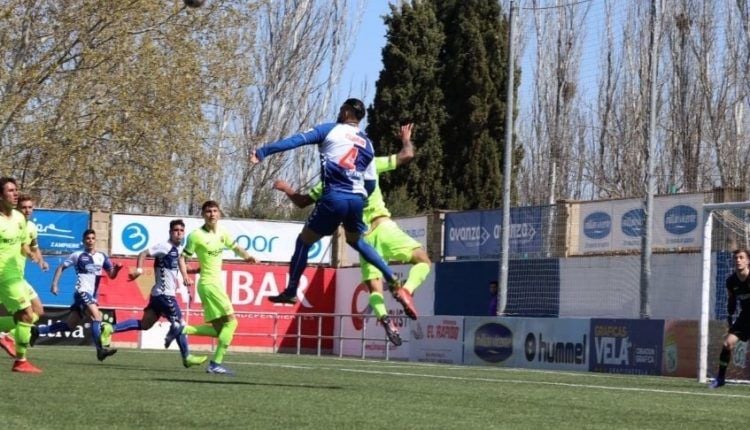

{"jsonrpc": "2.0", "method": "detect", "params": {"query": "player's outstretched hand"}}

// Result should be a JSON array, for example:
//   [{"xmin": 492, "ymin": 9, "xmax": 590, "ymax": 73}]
[
  {"xmin": 250, "ymin": 149, "xmax": 260, "ymax": 164},
  {"xmin": 400, "ymin": 123, "xmax": 413, "ymax": 142},
  {"xmin": 245, "ymin": 255, "xmax": 257, "ymax": 264}
]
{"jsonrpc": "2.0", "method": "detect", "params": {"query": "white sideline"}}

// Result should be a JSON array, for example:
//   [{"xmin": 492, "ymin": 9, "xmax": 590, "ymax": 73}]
[{"xmin": 36, "ymin": 346, "xmax": 750, "ymax": 399}]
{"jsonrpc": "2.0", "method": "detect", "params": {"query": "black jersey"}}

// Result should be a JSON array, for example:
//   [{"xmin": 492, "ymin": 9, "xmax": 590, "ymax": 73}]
[{"xmin": 726, "ymin": 272, "xmax": 750, "ymax": 313}]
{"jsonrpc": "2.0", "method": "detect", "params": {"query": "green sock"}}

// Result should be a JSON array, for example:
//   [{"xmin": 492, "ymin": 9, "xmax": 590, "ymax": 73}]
[
  {"xmin": 214, "ymin": 319, "xmax": 237, "ymax": 364},
  {"xmin": 0, "ymin": 316, "xmax": 16, "ymax": 332},
  {"xmin": 14, "ymin": 321, "xmax": 32, "ymax": 360},
  {"xmin": 404, "ymin": 262, "xmax": 430, "ymax": 294},
  {"xmin": 183, "ymin": 324, "xmax": 218, "ymax": 337},
  {"xmin": 369, "ymin": 292, "xmax": 387, "ymax": 319}
]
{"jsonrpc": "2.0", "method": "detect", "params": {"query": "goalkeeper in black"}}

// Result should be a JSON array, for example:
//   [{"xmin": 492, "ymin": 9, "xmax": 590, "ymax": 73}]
[{"xmin": 711, "ymin": 249, "xmax": 750, "ymax": 388}]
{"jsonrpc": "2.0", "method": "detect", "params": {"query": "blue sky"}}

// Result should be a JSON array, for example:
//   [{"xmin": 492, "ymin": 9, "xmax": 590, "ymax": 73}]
[{"xmin": 339, "ymin": 1, "xmax": 391, "ymax": 110}]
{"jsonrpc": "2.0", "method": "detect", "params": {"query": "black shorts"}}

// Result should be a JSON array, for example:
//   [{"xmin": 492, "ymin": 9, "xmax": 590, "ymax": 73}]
[{"xmin": 730, "ymin": 312, "xmax": 750, "ymax": 341}]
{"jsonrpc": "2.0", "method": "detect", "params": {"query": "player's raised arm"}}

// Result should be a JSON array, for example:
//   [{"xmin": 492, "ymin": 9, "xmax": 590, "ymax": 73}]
[
  {"xmin": 395, "ymin": 123, "xmax": 415, "ymax": 166},
  {"xmin": 251, "ymin": 125, "xmax": 331, "ymax": 164}
]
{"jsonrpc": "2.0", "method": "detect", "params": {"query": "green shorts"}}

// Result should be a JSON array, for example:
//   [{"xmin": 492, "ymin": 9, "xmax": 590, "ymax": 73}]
[
  {"xmin": 0, "ymin": 278, "xmax": 33, "ymax": 313},
  {"xmin": 360, "ymin": 219, "xmax": 421, "ymax": 281},
  {"xmin": 197, "ymin": 282, "xmax": 234, "ymax": 322}
]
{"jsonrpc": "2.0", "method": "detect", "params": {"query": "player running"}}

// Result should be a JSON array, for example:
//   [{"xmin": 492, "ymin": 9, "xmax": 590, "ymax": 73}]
[
  {"xmin": 100, "ymin": 219, "xmax": 207, "ymax": 368},
  {"xmin": 32, "ymin": 229, "xmax": 123, "ymax": 361}
]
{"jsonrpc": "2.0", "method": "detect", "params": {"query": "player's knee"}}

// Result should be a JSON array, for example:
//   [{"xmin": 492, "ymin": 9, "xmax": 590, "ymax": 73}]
[
  {"xmin": 725, "ymin": 336, "xmax": 738, "ymax": 350},
  {"xmin": 412, "ymin": 249, "xmax": 431, "ymax": 265}
]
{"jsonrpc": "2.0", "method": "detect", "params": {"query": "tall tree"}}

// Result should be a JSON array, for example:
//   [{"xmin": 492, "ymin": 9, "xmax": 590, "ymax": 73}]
[
  {"xmin": 368, "ymin": 0, "xmax": 520, "ymax": 212},
  {"xmin": 365, "ymin": 1, "xmax": 446, "ymax": 214},
  {"xmin": 435, "ymin": 0, "xmax": 519, "ymax": 210}
]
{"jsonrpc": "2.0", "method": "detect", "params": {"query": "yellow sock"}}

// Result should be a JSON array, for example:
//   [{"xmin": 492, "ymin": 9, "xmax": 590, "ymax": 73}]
[
  {"xmin": 214, "ymin": 319, "xmax": 237, "ymax": 364},
  {"xmin": 369, "ymin": 292, "xmax": 387, "ymax": 319},
  {"xmin": 404, "ymin": 262, "xmax": 430, "ymax": 294}
]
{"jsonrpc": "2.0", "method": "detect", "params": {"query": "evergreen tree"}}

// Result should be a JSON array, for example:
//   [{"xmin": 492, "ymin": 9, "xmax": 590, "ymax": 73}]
[
  {"xmin": 366, "ymin": 1, "xmax": 447, "ymax": 213},
  {"xmin": 435, "ymin": 0, "xmax": 516, "ymax": 209},
  {"xmin": 368, "ymin": 0, "xmax": 520, "ymax": 212}
]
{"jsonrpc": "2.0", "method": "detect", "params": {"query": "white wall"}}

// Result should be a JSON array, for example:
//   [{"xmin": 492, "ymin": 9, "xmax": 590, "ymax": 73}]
[{"xmin": 559, "ymin": 253, "xmax": 704, "ymax": 319}]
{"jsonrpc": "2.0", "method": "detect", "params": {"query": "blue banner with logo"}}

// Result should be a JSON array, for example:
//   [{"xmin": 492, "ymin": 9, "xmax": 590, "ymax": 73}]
[
  {"xmin": 444, "ymin": 206, "xmax": 544, "ymax": 260},
  {"xmin": 25, "ymin": 255, "xmax": 78, "ymax": 307},
  {"xmin": 589, "ymin": 319, "xmax": 664, "ymax": 375},
  {"xmin": 31, "ymin": 210, "xmax": 89, "ymax": 253}
]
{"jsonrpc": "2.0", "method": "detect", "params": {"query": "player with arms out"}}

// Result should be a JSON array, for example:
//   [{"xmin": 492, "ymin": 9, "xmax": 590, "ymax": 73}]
[
  {"xmin": 251, "ymin": 98, "xmax": 400, "ymax": 305},
  {"xmin": 100, "ymin": 219, "xmax": 207, "ymax": 368},
  {"xmin": 273, "ymin": 123, "xmax": 430, "ymax": 345},
  {"xmin": 32, "ymin": 229, "xmax": 123, "ymax": 361},
  {"xmin": 175, "ymin": 200, "xmax": 257, "ymax": 375},
  {"xmin": 711, "ymin": 249, "xmax": 750, "ymax": 388}
]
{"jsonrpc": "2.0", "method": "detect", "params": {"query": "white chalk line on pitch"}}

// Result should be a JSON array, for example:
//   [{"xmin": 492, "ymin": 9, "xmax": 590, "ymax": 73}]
[{"xmin": 227, "ymin": 359, "xmax": 750, "ymax": 400}]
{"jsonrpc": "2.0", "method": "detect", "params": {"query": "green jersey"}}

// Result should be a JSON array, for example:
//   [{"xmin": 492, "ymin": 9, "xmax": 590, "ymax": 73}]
[
  {"xmin": 310, "ymin": 155, "xmax": 397, "ymax": 226},
  {"xmin": 0, "ymin": 209, "xmax": 30, "ymax": 281},
  {"xmin": 183, "ymin": 225, "xmax": 234, "ymax": 287}
]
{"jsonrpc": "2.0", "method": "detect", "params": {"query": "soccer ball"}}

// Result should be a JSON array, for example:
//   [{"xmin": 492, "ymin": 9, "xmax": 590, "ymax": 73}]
[{"xmin": 184, "ymin": 0, "xmax": 205, "ymax": 7}]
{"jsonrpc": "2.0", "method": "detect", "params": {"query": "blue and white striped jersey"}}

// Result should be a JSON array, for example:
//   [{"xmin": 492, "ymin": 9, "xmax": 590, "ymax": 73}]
[
  {"xmin": 255, "ymin": 123, "xmax": 377, "ymax": 197},
  {"xmin": 63, "ymin": 250, "xmax": 113, "ymax": 296},
  {"xmin": 147, "ymin": 241, "xmax": 182, "ymax": 297}
]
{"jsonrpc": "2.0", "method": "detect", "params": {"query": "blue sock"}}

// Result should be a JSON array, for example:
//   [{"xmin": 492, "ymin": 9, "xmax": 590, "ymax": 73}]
[
  {"xmin": 351, "ymin": 238, "xmax": 395, "ymax": 282},
  {"xmin": 177, "ymin": 334, "xmax": 189, "ymax": 359},
  {"xmin": 38, "ymin": 321, "xmax": 71, "ymax": 335},
  {"xmin": 285, "ymin": 236, "xmax": 311, "ymax": 295},
  {"xmin": 92, "ymin": 320, "xmax": 102, "ymax": 350},
  {"xmin": 114, "ymin": 319, "xmax": 142, "ymax": 333}
]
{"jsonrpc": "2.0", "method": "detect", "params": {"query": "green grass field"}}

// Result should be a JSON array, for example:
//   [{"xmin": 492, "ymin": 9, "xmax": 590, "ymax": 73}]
[{"xmin": 2, "ymin": 346, "xmax": 748, "ymax": 429}]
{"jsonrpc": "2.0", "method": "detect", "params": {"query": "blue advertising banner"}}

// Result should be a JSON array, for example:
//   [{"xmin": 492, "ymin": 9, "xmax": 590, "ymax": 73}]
[
  {"xmin": 25, "ymin": 255, "xmax": 78, "ymax": 307},
  {"xmin": 589, "ymin": 319, "xmax": 664, "ymax": 375},
  {"xmin": 31, "ymin": 210, "xmax": 89, "ymax": 253},
  {"xmin": 444, "ymin": 206, "xmax": 544, "ymax": 260}
]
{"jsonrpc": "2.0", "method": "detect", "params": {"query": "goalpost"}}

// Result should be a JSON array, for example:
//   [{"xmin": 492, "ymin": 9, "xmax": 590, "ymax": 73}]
[{"xmin": 699, "ymin": 201, "xmax": 750, "ymax": 384}]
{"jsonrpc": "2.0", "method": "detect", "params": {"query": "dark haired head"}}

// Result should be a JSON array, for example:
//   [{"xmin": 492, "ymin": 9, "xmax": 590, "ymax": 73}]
[
  {"xmin": 82, "ymin": 229, "xmax": 96, "ymax": 239},
  {"xmin": 170, "ymin": 219, "xmax": 185, "ymax": 230},
  {"xmin": 201, "ymin": 200, "xmax": 220, "ymax": 213},
  {"xmin": 342, "ymin": 98, "xmax": 366, "ymax": 121},
  {"xmin": 0, "ymin": 177, "xmax": 17, "ymax": 192}
]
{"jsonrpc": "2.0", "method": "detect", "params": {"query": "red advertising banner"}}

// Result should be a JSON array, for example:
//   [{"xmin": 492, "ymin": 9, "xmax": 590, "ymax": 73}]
[
  {"xmin": 662, "ymin": 320, "xmax": 698, "ymax": 378},
  {"xmin": 98, "ymin": 258, "xmax": 336, "ymax": 351}
]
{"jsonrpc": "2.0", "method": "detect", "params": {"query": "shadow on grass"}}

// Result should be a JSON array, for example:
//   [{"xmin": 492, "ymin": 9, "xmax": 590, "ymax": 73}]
[
  {"xmin": 149, "ymin": 377, "xmax": 342, "ymax": 390},
  {"xmin": 61, "ymin": 362, "xmax": 190, "ymax": 374}
]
